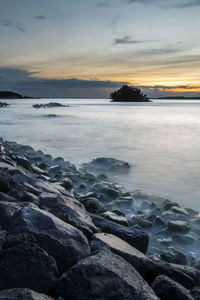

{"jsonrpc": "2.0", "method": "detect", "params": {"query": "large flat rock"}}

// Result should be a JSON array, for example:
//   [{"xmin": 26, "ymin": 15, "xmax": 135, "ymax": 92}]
[
  {"xmin": 90, "ymin": 232, "xmax": 155, "ymax": 283},
  {"xmin": 57, "ymin": 250, "xmax": 159, "ymax": 300},
  {"xmin": 90, "ymin": 213, "xmax": 149, "ymax": 253}
]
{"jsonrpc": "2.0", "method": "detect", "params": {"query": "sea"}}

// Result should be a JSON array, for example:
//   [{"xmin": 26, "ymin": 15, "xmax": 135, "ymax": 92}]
[{"xmin": 1, "ymin": 98, "xmax": 200, "ymax": 210}]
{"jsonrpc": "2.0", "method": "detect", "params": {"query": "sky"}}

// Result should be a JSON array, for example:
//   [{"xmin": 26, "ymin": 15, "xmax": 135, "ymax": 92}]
[{"xmin": 0, "ymin": 0, "xmax": 200, "ymax": 98}]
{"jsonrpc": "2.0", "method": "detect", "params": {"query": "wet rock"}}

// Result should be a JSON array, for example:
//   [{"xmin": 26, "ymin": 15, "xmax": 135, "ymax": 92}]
[
  {"xmin": 82, "ymin": 157, "xmax": 130, "ymax": 172},
  {"xmin": 162, "ymin": 199, "xmax": 180, "ymax": 211},
  {"xmin": 83, "ymin": 197, "xmax": 102, "ymax": 213},
  {"xmin": 57, "ymin": 250, "xmax": 158, "ymax": 300},
  {"xmin": 171, "ymin": 206, "xmax": 190, "ymax": 217},
  {"xmin": 160, "ymin": 247, "xmax": 187, "ymax": 265},
  {"xmin": 101, "ymin": 211, "xmax": 128, "ymax": 226},
  {"xmin": 9, "ymin": 206, "xmax": 91, "ymax": 273},
  {"xmin": 4, "ymin": 232, "xmax": 36, "ymax": 249},
  {"xmin": 190, "ymin": 286, "xmax": 200, "ymax": 299},
  {"xmin": 22, "ymin": 191, "xmax": 39, "ymax": 205},
  {"xmin": 90, "ymin": 213, "xmax": 149, "ymax": 253},
  {"xmin": 0, "ymin": 191, "xmax": 18, "ymax": 202},
  {"xmin": 168, "ymin": 221, "xmax": 191, "ymax": 233},
  {"xmin": 130, "ymin": 215, "xmax": 152, "ymax": 229},
  {"xmin": 152, "ymin": 261, "xmax": 194, "ymax": 289},
  {"xmin": 0, "ymin": 201, "xmax": 36, "ymax": 229},
  {"xmin": 0, "ymin": 175, "xmax": 10, "ymax": 192},
  {"xmin": 39, "ymin": 192, "xmax": 96, "ymax": 237},
  {"xmin": 154, "ymin": 216, "xmax": 166, "ymax": 227},
  {"xmin": 0, "ymin": 243, "xmax": 58, "ymax": 294},
  {"xmin": 172, "ymin": 234, "xmax": 195, "ymax": 246},
  {"xmin": 152, "ymin": 275, "xmax": 194, "ymax": 300},
  {"xmin": 60, "ymin": 178, "xmax": 73, "ymax": 190},
  {"xmin": 0, "ymin": 288, "xmax": 54, "ymax": 300},
  {"xmin": 90, "ymin": 233, "xmax": 155, "ymax": 283}
]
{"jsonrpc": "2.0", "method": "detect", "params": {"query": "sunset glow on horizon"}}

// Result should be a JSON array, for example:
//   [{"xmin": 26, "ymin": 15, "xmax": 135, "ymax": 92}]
[{"xmin": 1, "ymin": 0, "xmax": 200, "ymax": 98}]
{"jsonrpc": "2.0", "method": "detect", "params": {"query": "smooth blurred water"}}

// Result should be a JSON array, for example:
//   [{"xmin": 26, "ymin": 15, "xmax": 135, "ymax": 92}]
[{"xmin": 1, "ymin": 98, "xmax": 200, "ymax": 209}]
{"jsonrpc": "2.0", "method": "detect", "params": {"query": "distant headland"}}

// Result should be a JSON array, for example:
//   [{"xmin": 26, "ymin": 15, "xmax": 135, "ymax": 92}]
[
  {"xmin": 153, "ymin": 96, "xmax": 200, "ymax": 100},
  {"xmin": 0, "ymin": 91, "xmax": 32, "ymax": 99}
]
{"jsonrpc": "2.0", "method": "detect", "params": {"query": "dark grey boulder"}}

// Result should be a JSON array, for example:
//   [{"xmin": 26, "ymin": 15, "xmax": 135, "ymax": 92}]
[
  {"xmin": 0, "ymin": 191, "xmax": 18, "ymax": 202},
  {"xmin": 0, "ymin": 243, "xmax": 58, "ymax": 294},
  {"xmin": 3, "ymin": 232, "xmax": 36, "ymax": 249},
  {"xmin": 90, "ymin": 213, "xmax": 149, "ymax": 253},
  {"xmin": 168, "ymin": 220, "xmax": 191, "ymax": 233},
  {"xmin": 39, "ymin": 192, "xmax": 97, "ymax": 237},
  {"xmin": 57, "ymin": 250, "xmax": 158, "ymax": 300},
  {"xmin": 152, "ymin": 275, "xmax": 194, "ymax": 300},
  {"xmin": 90, "ymin": 233, "xmax": 155, "ymax": 283},
  {"xmin": 160, "ymin": 247, "xmax": 187, "ymax": 265},
  {"xmin": 0, "ymin": 288, "xmax": 54, "ymax": 300},
  {"xmin": 9, "ymin": 206, "xmax": 91, "ymax": 273},
  {"xmin": 101, "ymin": 211, "xmax": 128, "ymax": 226},
  {"xmin": 152, "ymin": 261, "xmax": 195, "ymax": 289},
  {"xmin": 0, "ymin": 175, "xmax": 9, "ymax": 192},
  {"xmin": 0, "ymin": 201, "xmax": 36, "ymax": 229}
]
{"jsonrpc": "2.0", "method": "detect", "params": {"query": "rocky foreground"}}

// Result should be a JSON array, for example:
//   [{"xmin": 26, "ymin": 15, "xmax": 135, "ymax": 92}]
[{"xmin": 0, "ymin": 138, "xmax": 200, "ymax": 299}]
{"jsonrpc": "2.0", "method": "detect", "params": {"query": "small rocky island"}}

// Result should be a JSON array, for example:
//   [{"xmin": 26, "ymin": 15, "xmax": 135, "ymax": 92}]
[
  {"xmin": 0, "ymin": 138, "xmax": 200, "ymax": 299},
  {"xmin": 110, "ymin": 85, "xmax": 150, "ymax": 102}
]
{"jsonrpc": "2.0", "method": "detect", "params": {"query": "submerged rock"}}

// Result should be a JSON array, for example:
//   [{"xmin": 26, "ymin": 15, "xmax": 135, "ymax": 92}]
[
  {"xmin": 82, "ymin": 157, "xmax": 130, "ymax": 172},
  {"xmin": 168, "ymin": 221, "xmax": 191, "ymax": 233},
  {"xmin": 57, "ymin": 250, "xmax": 158, "ymax": 300}
]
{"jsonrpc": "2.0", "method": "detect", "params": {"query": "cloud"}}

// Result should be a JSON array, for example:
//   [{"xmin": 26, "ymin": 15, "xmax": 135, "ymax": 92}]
[
  {"xmin": 174, "ymin": 0, "xmax": 200, "ymax": 8},
  {"xmin": 128, "ymin": 0, "xmax": 200, "ymax": 8},
  {"xmin": 0, "ymin": 67, "xmax": 128, "ymax": 98},
  {"xmin": 96, "ymin": 2, "xmax": 110, "ymax": 8},
  {"xmin": 115, "ymin": 35, "xmax": 146, "ymax": 44},
  {"xmin": 0, "ymin": 19, "xmax": 25, "ymax": 32},
  {"xmin": 34, "ymin": 15, "xmax": 47, "ymax": 20}
]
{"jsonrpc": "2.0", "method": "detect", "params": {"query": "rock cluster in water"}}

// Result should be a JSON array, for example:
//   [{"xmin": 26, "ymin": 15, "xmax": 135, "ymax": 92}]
[
  {"xmin": 0, "ymin": 102, "xmax": 9, "ymax": 108},
  {"xmin": 0, "ymin": 137, "xmax": 200, "ymax": 299},
  {"xmin": 32, "ymin": 102, "xmax": 68, "ymax": 109}
]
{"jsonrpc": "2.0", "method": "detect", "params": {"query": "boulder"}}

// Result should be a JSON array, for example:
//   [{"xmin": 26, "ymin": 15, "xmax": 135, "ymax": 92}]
[
  {"xmin": 90, "ymin": 233, "xmax": 155, "ymax": 283},
  {"xmin": 152, "ymin": 275, "xmax": 194, "ymax": 300},
  {"xmin": 101, "ymin": 211, "xmax": 128, "ymax": 226},
  {"xmin": 0, "ymin": 288, "xmax": 54, "ymax": 300},
  {"xmin": 160, "ymin": 247, "xmax": 187, "ymax": 265},
  {"xmin": 0, "ymin": 201, "xmax": 36, "ymax": 229},
  {"xmin": 168, "ymin": 221, "xmax": 191, "ymax": 233},
  {"xmin": 0, "ymin": 192, "xmax": 18, "ymax": 202},
  {"xmin": 57, "ymin": 250, "xmax": 158, "ymax": 300},
  {"xmin": 90, "ymin": 213, "xmax": 149, "ymax": 253},
  {"xmin": 9, "ymin": 206, "xmax": 91, "ymax": 273},
  {"xmin": 0, "ymin": 243, "xmax": 58, "ymax": 294},
  {"xmin": 39, "ymin": 192, "xmax": 97, "ymax": 237}
]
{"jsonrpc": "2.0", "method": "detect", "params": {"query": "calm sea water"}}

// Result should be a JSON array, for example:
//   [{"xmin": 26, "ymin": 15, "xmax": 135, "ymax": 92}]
[{"xmin": 1, "ymin": 98, "xmax": 200, "ymax": 210}]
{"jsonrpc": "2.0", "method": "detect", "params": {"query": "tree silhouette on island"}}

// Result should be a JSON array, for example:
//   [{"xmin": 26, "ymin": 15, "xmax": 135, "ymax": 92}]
[{"xmin": 110, "ymin": 85, "xmax": 150, "ymax": 102}]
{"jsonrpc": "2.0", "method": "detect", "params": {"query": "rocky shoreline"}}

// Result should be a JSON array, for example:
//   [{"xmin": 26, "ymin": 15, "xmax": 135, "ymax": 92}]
[{"xmin": 0, "ymin": 138, "xmax": 200, "ymax": 299}]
